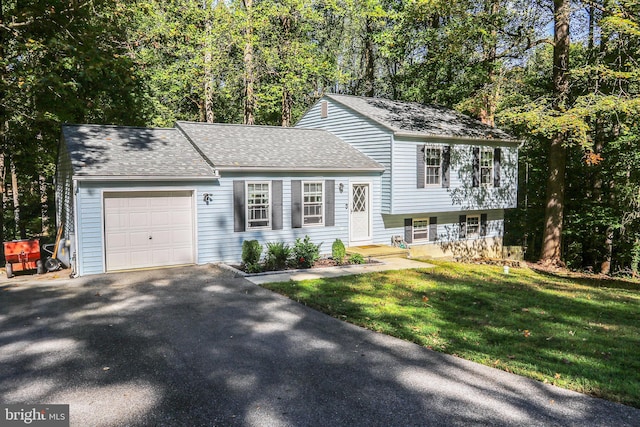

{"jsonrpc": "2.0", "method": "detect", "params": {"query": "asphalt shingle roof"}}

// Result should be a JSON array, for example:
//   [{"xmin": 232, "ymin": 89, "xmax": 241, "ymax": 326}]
[
  {"xmin": 62, "ymin": 124, "xmax": 216, "ymax": 177},
  {"xmin": 176, "ymin": 121, "xmax": 384, "ymax": 171},
  {"xmin": 326, "ymin": 94, "xmax": 516, "ymax": 141}
]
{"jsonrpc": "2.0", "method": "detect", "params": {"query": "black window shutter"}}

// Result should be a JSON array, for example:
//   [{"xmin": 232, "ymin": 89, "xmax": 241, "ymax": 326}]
[
  {"xmin": 442, "ymin": 146, "xmax": 451, "ymax": 188},
  {"xmin": 291, "ymin": 180, "xmax": 302, "ymax": 228},
  {"xmin": 272, "ymin": 180, "xmax": 283, "ymax": 230},
  {"xmin": 429, "ymin": 216, "xmax": 438, "ymax": 242},
  {"xmin": 493, "ymin": 148, "xmax": 501, "ymax": 187},
  {"xmin": 233, "ymin": 180, "xmax": 245, "ymax": 232},
  {"xmin": 325, "ymin": 180, "xmax": 335, "ymax": 227},
  {"xmin": 481, "ymin": 213, "xmax": 488, "ymax": 237},
  {"xmin": 459, "ymin": 214, "xmax": 467, "ymax": 239},
  {"xmin": 472, "ymin": 147, "xmax": 480, "ymax": 187},
  {"xmin": 404, "ymin": 218, "xmax": 413, "ymax": 244},
  {"xmin": 417, "ymin": 145, "xmax": 425, "ymax": 188}
]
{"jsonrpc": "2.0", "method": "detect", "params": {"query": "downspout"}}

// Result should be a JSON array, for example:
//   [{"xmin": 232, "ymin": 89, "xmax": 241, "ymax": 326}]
[{"xmin": 71, "ymin": 178, "xmax": 80, "ymax": 278}]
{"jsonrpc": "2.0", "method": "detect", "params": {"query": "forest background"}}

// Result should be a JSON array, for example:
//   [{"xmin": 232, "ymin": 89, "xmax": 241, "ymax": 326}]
[{"xmin": 1, "ymin": 0, "xmax": 638, "ymax": 274}]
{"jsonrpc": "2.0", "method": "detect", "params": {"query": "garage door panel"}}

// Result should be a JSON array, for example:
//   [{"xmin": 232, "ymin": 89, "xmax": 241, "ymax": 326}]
[
  {"xmin": 104, "ymin": 191, "xmax": 195, "ymax": 272},
  {"xmin": 151, "ymin": 212, "xmax": 171, "ymax": 226},
  {"xmin": 172, "ymin": 247, "xmax": 194, "ymax": 264}
]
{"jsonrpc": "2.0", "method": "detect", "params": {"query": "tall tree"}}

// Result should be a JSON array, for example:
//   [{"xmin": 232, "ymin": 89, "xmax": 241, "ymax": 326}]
[{"xmin": 539, "ymin": 0, "xmax": 571, "ymax": 264}]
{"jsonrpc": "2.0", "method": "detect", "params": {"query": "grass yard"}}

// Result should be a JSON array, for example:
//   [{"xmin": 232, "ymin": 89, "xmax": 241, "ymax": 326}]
[{"xmin": 261, "ymin": 260, "xmax": 640, "ymax": 408}]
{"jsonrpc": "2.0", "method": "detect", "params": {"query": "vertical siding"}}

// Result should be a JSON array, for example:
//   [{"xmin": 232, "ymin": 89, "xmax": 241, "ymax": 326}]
[
  {"xmin": 296, "ymin": 99, "xmax": 393, "ymax": 213},
  {"xmin": 392, "ymin": 137, "xmax": 518, "ymax": 214}
]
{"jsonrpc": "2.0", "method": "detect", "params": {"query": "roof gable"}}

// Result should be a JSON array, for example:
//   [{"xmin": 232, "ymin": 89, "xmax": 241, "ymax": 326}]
[
  {"xmin": 176, "ymin": 121, "xmax": 384, "ymax": 172},
  {"xmin": 325, "ymin": 94, "xmax": 515, "ymax": 142}
]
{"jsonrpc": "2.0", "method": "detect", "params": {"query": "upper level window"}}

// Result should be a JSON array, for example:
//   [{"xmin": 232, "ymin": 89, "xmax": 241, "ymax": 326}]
[
  {"xmin": 413, "ymin": 218, "xmax": 430, "ymax": 241},
  {"xmin": 303, "ymin": 182, "xmax": 323, "ymax": 225},
  {"xmin": 466, "ymin": 215, "xmax": 480, "ymax": 238},
  {"xmin": 247, "ymin": 182, "xmax": 270, "ymax": 229},
  {"xmin": 424, "ymin": 146, "xmax": 441, "ymax": 186},
  {"xmin": 480, "ymin": 148, "xmax": 493, "ymax": 186}
]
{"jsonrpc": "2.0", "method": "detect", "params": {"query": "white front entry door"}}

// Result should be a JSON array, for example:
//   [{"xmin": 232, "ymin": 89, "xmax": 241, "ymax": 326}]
[
  {"xmin": 350, "ymin": 183, "xmax": 372, "ymax": 244},
  {"xmin": 104, "ymin": 191, "xmax": 195, "ymax": 272}
]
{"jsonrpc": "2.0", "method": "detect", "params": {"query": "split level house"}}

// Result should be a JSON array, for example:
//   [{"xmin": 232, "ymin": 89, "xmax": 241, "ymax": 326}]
[{"xmin": 56, "ymin": 94, "xmax": 518, "ymax": 276}]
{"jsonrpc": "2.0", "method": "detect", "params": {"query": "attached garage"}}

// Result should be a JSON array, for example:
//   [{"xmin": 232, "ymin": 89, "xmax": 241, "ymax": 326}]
[{"xmin": 103, "ymin": 191, "xmax": 195, "ymax": 272}]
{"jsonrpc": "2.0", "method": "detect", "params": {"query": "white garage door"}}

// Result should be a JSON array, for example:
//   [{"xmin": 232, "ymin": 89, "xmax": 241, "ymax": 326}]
[{"xmin": 104, "ymin": 191, "xmax": 195, "ymax": 272}]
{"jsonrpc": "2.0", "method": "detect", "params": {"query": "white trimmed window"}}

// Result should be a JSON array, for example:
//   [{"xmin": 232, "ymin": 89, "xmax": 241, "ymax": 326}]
[
  {"xmin": 466, "ymin": 215, "xmax": 480, "ymax": 238},
  {"xmin": 480, "ymin": 147, "xmax": 493, "ymax": 186},
  {"xmin": 424, "ymin": 146, "xmax": 441, "ymax": 185},
  {"xmin": 303, "ymin": 182, "xmax": 323, "ymax": 225},
  {"xmin": 413, "ymin": 218, "xmax": 430, "ymax": 241},
  {"xmin": 247, "ymin": 182, "xmax": 270, "ymax": 229}
]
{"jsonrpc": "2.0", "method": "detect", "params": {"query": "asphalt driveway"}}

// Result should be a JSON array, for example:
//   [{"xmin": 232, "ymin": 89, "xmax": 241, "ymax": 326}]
[{"xmin": 1, "ymin": 265, "xmax": 638, "ymax": 426}]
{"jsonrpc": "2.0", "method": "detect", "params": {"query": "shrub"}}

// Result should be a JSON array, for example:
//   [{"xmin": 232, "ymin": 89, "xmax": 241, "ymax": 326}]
[
  {"xmin": 265, "ymin": 241, "xmax": 291, "ymax": 271},
  {"xmin": 349, "ymin": 253, "xmax": 365, "ymax": 264},
  {"xmin": 332, "ymin": 239, "xmax": 346, "ymax": 264},
  {"xmin": 292, "ymin": 235, "xmax": 321, "ymax": 268},
  {"xmin": 242, "ymin": 240, "xmax": 262, "ymax": 272}
]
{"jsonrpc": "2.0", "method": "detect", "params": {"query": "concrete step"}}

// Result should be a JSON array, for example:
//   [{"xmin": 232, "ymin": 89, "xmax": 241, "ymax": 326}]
[{"xmin": 346, "ymin": 245, "xmax": 409, "ymax": 260}]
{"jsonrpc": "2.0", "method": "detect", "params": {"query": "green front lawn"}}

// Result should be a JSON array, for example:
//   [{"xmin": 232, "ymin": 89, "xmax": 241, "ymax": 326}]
[{"xmin": 261, "ymin": 260, "xmax": 640, "ymax": 408}]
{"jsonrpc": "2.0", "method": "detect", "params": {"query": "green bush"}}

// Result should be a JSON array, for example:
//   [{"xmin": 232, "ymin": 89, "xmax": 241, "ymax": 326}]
[
  {"xmin": 292, "ymin": 235, "xmax": 321, "ymax": 268},
  {"xmin": 332, "ymin": 239, "xmax": 346, "ymax": 264},
  {"xmin": 265, "ymin": 241, "xmax": 291, "ymax": 271},
  {"xmin": 242, "ymin": 240, "xmax": 262, "ymax": 272},
  {"xmin": 349, "ymin": 253, "xmax": 365, "ymax": 264}
]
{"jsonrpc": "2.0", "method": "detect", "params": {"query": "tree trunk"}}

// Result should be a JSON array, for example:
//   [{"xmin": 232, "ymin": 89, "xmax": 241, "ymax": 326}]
[
  {"xmin": 479, "ymin": 0, "xmax": 499, "ymax": 127},
  {"xmin": 203, "ymin": 3, "xmax": 215, "ymax": 124},
  {"xmin": 242, "ymin": 0, "xmax": 255, "ymax": 125},
  {"xmin": 10, "ymin": 159, "xmax": 23, "ymax": 239},
  {"xmin": 600, "ymin": 226, "xmax": 613, "ymax": 275},
  {"xmin": 362, "ymin": 17, "xmax": 375, "ymax": 97},
  {"xmin": 539, "ymin": 0, "xmax": 570, "ymax": 265},
  {"xmin": 0, "ymin": 0, "xmax": 5, "ymax": 253},
  {"xmin": 281, "ymin": 88, "xmax": 292, "ymax": 127}
]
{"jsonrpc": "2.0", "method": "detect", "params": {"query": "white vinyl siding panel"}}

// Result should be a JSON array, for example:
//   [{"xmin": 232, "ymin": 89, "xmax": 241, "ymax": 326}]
[
  {"xmin": 197, "ymin": 173, "xmax": 381, "ymax": 264},
  {"xmin": 296, "ymin": 99, "xmax": 393, "ymax": 213},
  {"xmin": 373, "ymin": 210, "xmax": 504, "ymax": 247},
  {"xmin": 392, "ymin": 138, "xmax": 518, "ymax": 214}
]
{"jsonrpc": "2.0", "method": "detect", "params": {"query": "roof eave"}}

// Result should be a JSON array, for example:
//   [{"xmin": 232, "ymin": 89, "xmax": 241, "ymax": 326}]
[
  {"xmin": 72, "ymin": 175, "xmax": 219, "ymax": 181},
  {"xmin": 216, "ymin": 166, "xmax": 385, "ymax": 173},
  {"xmin": 393, "ymin": 131, "xmax": 520, "ymax": 145}
]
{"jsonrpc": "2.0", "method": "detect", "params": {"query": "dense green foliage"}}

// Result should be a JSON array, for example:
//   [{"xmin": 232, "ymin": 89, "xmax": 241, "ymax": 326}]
[
  {"xmin": 261, "ymin": 261, "xmax": 640, "ymax": 407},
  {"xmin": 331, "ymin": 239, "xmax": 346, "ymax": 264},
  {"xmin": 292, "ymin": 235, "xmax": 321, "ymax": 268},
  {"xmin": 241, "ymin": 239, "xmax": 262, "ymax": 272},
  {"xmin": 264, "ymin": 241, "xmax": 292, "ymax": 271},
  {"xmin": 1, "ymin": 0, "xmax": 638, "ymax": 273}
]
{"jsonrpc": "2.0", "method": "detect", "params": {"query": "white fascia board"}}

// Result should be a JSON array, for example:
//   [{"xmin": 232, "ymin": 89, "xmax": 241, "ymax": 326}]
[
  {"xmin": 394, "ymin": 131, "xmax": 520, "ymax": 145},
  {"xmin": 73, "ymin": 175, "xmax": 218, "ymax": 181},
  {"xmin": 216, "ymin": 166, "xmax": 385, "ymax": 173}
]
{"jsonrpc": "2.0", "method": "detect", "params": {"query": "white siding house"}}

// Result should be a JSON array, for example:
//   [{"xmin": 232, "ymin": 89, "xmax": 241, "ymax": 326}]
[
  {"xmin": 296, "ymin": 94, "xmax": 519, "ymax": 259},
  {"xmin": 57, "ymin": 95, "xmax": 517, "ymax": 276},
  {"xmin": 57, "ymin": 123, "xmax": 383, "ymax": 276}
]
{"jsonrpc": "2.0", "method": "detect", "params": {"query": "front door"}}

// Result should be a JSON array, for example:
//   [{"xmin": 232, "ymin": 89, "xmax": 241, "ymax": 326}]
[{"xmin": 350, "ymin": 183, "xmax": 371, "ymax": 244}]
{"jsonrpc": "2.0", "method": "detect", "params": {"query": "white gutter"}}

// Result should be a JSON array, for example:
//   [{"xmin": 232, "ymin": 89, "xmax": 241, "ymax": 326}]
[
  {"xmin": 216, "ymin": 166, "xmax": 385, "ymax": 173},
  {"xmin": 394, "ymin": 131, "xmax": 520, "ymax": 145},
  {"xmin": 72, "ymin": 175, "xmax": 219, "ymax": 181}
]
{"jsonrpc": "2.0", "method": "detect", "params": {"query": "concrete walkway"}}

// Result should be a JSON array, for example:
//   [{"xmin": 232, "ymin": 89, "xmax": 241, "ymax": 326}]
[{"xmin": 244, "ymin": 257, "xmax": 432, "ymax": 284}]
